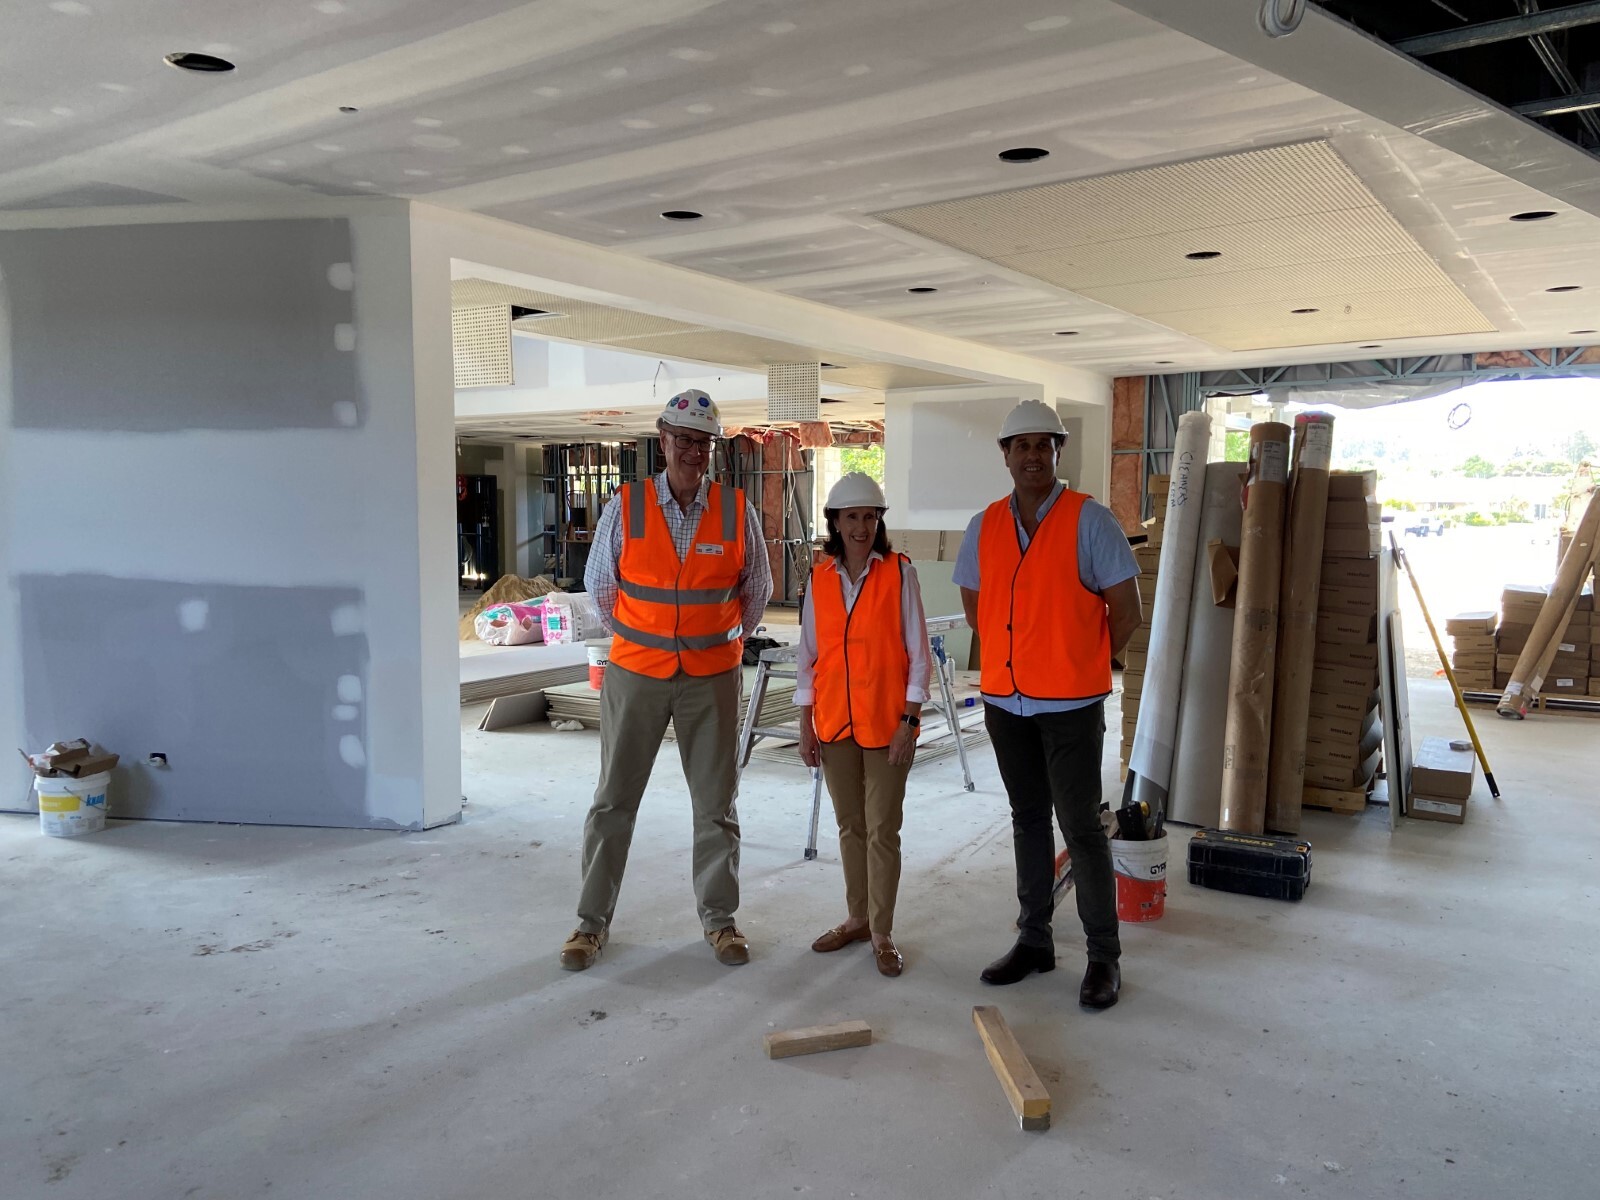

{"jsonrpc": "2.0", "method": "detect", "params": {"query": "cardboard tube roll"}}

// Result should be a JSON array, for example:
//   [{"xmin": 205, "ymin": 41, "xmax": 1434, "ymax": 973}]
[
  {"xmin": 1219, "ymin": 422, "xmax": 1291, "ymax": 835},
  {"xmin": 1499, "ymin": 485, "xmax": 1600, "ymax": 717},
  {"xmin": 1265, "ymin": 413, "xmax": 1334, "ymax": 834},
  {"xmin": 1168, "ymin": 462, "xmax": 1247, "ymax": 829}
]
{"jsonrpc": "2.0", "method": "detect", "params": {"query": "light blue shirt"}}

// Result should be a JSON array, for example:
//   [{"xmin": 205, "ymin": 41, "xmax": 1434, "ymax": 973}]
[{"xmin": 952, "ymin": 482, "xmax": 1139, "ymax": 715}]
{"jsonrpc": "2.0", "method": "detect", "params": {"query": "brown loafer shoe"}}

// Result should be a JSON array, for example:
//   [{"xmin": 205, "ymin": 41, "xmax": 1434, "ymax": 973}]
[
  {"xmin": 811, "ymin": 923, "xmax": 872, "ymax": 953},
  {"xmin": 559, "ymin": 927, "xmax": 607, "ymax": 972},
  {"xmin": 706, "ymin": 924, "xmax": 750, "ymax": 966},
  {"xmin": 873, "ymin": 939, "xmax": 904, "ymax": 977}
]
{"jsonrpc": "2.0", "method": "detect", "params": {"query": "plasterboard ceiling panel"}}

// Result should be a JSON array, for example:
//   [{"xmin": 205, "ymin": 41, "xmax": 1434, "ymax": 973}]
[
  {"xmin": 877, "ymin": 142, "xmax": 1379, "ymax": 259},
  {"xmin": 1159, "ymin": 286, "xmax": 1495, "ymax": 352},
  {"xmin": 1081, "ymin": 252, "xmax": 1457, "ymax": 317},
  {"xmin": 994, "ymin": 208, "xmax": 1422, "ymax": 291},
  {"xmin": 823, "ymin": 364, "xmax": 974, "ymax": 390},
  {"xmin": 605, "ymin": 329, "xmax": 833, "ymax": 369}
]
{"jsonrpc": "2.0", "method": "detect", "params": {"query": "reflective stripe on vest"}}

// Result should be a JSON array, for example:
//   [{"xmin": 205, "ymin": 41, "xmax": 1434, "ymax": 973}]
[
  {"xmin": 976, "ymin": 489, "xmax": 1113, "ymax": 703},
  {"xmin": 609, "ymin": 479, "xmax": 746, "ymax": 679},
  {"xmin": 810, "ymin": 554, "xmax": 911, "ymax": 749}
]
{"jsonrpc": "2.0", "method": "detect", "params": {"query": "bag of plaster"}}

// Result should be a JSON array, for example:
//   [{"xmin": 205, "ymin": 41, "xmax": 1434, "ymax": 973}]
[
  {"xmin": 541, "ymin": 592, "xmax": 604, "ymax": 645},
  {"xmin": 474, "ymin": 602, "xmax": 545, "ymax": 646}
]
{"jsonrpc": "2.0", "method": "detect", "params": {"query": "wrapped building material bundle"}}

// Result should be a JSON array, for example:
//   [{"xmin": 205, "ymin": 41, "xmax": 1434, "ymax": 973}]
[
  {"xmin": 1265, "ymin": 412, "xmax": 1335, "ymax": 834},
  {"xmin": 1168, "ymin": 462, "xmax": 1248, "ymax": 828},
  {"xmin": 1219, "ymin": 422, "xmax": 1291, "ymax": 835},
  {"xmin": 1126, "ymin": 411, "xmax": 1212, "ymax": 820}
]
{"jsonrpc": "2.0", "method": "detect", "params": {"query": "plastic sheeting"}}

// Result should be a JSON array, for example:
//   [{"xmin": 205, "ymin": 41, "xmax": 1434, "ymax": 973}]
[
  {"xmin": 1127, "ymin": 412, "xmax": 1211, "ymax": 815},
  {"xmin": 1167, "ymin": 463, "xmax": 1246, "ymax": 829}
]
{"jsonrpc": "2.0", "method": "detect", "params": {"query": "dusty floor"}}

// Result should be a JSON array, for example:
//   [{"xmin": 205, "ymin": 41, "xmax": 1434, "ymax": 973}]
[{"xmin": 3, "ymin": 679, "xmax": 1596, "ymax": 1200}]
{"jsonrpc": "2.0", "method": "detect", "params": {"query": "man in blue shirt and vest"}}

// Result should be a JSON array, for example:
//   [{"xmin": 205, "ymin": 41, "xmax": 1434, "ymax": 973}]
[{"xmin": 954, "ymin": 400, "xmax": 1142, "ymax": 1009}]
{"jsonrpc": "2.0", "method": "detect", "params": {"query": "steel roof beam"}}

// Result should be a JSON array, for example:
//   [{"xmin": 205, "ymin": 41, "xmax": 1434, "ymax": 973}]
[
  {"xmin": 1395, "ymin": 1, "xmax": 1600, "ymax": 55},
  {"xmin": 1517, "ymin": 88, "xmax": 1600, "ymax": 116}
]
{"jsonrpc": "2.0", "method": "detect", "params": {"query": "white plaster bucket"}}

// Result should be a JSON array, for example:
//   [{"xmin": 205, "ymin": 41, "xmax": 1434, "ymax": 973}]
[{"xmin": 35, "ymin": 772, "xmax": 110, "ymax": 838}]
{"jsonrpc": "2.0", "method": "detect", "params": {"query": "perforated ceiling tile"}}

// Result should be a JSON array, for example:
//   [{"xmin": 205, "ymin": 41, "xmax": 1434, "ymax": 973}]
[
  {"xmin": 1152, "ymin": 285, "xmax": 1494, "ymax": 352},
  {"xmin": 452, "ymin": 306, "xmax": 513, "ymax": 388},
  {"xmin": 878, "ymin": 139, "xmax": 1494, "ymax": 350},
  {"xmin": 995, "ymin": 208, "xmax": 1423, "ymax": 291},
  {"xmin": 767, "ymin": 362, "xmax": 820, "ymax": 422}
]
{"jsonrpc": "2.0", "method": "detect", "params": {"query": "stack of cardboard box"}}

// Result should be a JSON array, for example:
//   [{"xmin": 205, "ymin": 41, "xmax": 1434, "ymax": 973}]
[
  {"xmin": 1408, "ymin": 736, "xmax": 1477, "ymax": 824},
  {"xmin": 1444, "ymin": 611, "xmax": 1498, "ymax": 692},
  {"xmin": 1493, "ymin": 583, "xmax": 1596, "ymax": 701},
  {"xmin": 1303, "ymin": 470, "xmax": 1383, "ymax": 814},
  {"xmin": 1119, "ymin": 473, "xmax": 1167, "ymax": 781},
  {"xmin": 1586, "ymin": 590, "xmax": 1600, "ymax": 698}
]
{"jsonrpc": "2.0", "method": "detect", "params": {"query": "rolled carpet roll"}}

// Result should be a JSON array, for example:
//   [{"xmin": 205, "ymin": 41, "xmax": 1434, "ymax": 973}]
[
  {"xmin": 1265, "ymin": 412, "xmax": 1335, "ymax": 834},
  {"xmin": 1168, "ymin": 462, "xmax": 1247, "ymax": 829},
  {"xmin": 1219, "ymin": 422, "xmax": 1291, "ymax": 835}
]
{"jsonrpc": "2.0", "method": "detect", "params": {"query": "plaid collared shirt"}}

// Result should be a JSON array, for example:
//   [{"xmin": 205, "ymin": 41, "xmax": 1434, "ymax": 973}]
[{"xmin": 584, "ymin": 471, "xmax": 773, "ymax": 641}]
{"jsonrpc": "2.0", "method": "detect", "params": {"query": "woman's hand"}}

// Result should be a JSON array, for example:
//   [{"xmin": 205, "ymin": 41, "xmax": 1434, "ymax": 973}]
[
  {"xmin": 799, "ymin": 713, "xmax": 821, "ymax": 769},
  {"xmin": 887, "ymin": 722, "xmax": 917, "ymax": 767}
]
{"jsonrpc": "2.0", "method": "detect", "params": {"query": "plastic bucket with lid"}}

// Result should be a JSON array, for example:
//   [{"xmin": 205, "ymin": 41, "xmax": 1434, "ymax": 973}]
[
  {"xmin": 1111, "ymin": 834, "xmax": 1167, "ymax": 922},
  {"xmin": 34, "ymin": 771, "xmax": 110, "ymax": 838},
  {"xmin": 586, "ymin": 639, "xmax": 611, "ymax": 690}
]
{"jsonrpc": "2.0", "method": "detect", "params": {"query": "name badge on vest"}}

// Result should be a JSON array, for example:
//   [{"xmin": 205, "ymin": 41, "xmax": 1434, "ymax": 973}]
[{"xmin": 694, "ymin": 542, "xmax": 725, "ymax": 556}]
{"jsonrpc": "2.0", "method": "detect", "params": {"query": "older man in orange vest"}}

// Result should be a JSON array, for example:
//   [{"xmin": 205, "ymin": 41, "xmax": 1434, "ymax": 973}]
[
  {"xmin": 955, "ymin": 400, "xmax": 1142, "ymax": 1009},
  {"xmin": 560, "ymin": 391, "xmax": 771, "ymax": 971}
]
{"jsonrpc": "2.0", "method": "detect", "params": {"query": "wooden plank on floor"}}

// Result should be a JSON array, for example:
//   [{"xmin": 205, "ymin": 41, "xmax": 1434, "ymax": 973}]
[
  {"xmin": 972, "ymin": 1005, "xmax": 1050, "ymax": 1131},
  {"xmin": 763, "ymin": 1019, "xmax": 872, "ymax": 1060}
]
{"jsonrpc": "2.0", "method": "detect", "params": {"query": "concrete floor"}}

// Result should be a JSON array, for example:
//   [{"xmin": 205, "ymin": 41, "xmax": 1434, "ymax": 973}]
[{"xmin": 4, "ymin": 679, "xmax": 1596, "ymax": 1200}]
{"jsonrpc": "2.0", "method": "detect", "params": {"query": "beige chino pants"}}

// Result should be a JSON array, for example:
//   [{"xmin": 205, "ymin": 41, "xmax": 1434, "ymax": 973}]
[
  {"xmin": 575, "ymin": 662, "xmax": 742, "ymax": 935},
  {"xmin": 818, "ymin": 737, "xmax": 911, "ymax": 934}
]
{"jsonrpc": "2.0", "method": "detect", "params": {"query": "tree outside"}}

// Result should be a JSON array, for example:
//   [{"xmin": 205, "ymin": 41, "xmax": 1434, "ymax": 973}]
[{"xmin": 838, "ymin": 444, "xmax": 884, "ymax": 483}]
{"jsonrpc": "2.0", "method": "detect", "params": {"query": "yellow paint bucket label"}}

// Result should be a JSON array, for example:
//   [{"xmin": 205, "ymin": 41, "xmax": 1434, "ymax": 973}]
[{"xmin": 39, "ymin": 794, "xmax": 82, "ymax": 813}]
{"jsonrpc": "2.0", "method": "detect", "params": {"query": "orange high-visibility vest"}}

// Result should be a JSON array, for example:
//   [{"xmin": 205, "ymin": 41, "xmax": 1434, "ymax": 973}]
[
  {"xmin": 976, "ymin": 488, "xmax": 1112, "ymax": 703},
  {"xmin": 810, "ymin": 554, "xmax": 911, "ymax": 749},
  {"xmin": 608, "ymin": 479, "xmax": 746, "ymax": 679}
]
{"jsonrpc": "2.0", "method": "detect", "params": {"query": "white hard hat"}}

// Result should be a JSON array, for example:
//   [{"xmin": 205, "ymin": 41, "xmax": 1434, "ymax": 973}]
[
  {"xmin": 825, "ymin": 472, "xmax": 887, "ymax": 511},
  {"xmin": 998, "ymin": 399, "xmax": 1066, "ymax": 443},
  {"xmin": 659, "ymin": 389, "xmax": 723, "ymax": 437}
]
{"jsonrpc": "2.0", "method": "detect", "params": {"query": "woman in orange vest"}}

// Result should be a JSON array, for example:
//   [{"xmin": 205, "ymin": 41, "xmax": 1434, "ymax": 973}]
[{"xmin": 796, "ymin": 472, "xmax": 931, "ymax": 976}]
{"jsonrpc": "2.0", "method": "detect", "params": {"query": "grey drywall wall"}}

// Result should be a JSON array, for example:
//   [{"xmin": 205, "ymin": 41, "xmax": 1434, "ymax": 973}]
[
  {"xmin": 16, "ymin": 575, "xmax": 368, "ymax": 826},
  {"xmin": 1, "ymin": 208, "xmax": 458, "ymax": 830},
  {"xmin": 5, "ymin": 219, "xmax": 362, "ymax": 432}
]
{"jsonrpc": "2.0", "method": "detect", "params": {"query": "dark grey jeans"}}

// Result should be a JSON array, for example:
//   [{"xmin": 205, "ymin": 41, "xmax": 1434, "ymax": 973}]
[{"xmin": 984, "ymin": 700, "xmax": 1121, "ymax": 964}]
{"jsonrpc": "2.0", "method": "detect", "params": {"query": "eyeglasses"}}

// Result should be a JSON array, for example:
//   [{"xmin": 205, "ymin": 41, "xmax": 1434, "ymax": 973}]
[{"xmin": 668, "ymin": 433, "xmax": 716, "ymax": 454}]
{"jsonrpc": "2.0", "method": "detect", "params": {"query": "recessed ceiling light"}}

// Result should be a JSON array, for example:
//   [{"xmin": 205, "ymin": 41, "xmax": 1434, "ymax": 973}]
[
  {"xmin": 660, "ymin": 210, "xmax": 703, "ymax": 221},
  {"xmin": 163, "ymin": 51, "xmax": 235, "ymax": 73},
  {"xmin": 1055, "ymin": 330, "xmax": 1080, "ymax": 336},
  {"xmin": 1185, "ymin": 250, "xmax": 1222, "ymax": 261},
  {"xmin": 907, "ymin": 286, "xmax": 938, "ymax": 294},
  {"xmin": 1547, "ymin": 285, "xmax": 1582, "ymax": 293},
  {"xmin": 338, "ymin": 105, "xmax": 358, "ymax": 113},
  {"xmin": 1510, "ymin": 210, "xmax": 1557, "ymax": 222},
  {"xmin": 1291, "ymin": 307, "xmax": 1319, "ymax": 314},
  {"xmin": 998, "ymin": 147, "xmax": 1049, "ymax": 164}
]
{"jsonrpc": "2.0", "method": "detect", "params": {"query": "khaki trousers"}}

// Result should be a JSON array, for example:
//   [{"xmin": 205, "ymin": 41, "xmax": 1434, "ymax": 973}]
[
  {"xmin": 575, "ymin": 662, "xmax": 742, "ymax": 935},
  {"xmin": 819, "ymin": 737, "xmax": 911, "ymax": 934}
]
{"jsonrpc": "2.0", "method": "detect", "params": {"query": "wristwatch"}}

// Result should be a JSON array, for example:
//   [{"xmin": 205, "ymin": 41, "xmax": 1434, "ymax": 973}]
[{"xmin": 901, "ymin": 713, "xmax": 920, "ymax": 728}]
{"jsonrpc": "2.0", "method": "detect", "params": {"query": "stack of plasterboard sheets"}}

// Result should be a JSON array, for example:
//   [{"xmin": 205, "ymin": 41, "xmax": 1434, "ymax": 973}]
[
  {"xmin": 459, "ymin": 641, "xmax": 589, "ymax": 705},
  {"xmin": 543, "ymin": 665, "xmax": 797, "ymax": 729}
]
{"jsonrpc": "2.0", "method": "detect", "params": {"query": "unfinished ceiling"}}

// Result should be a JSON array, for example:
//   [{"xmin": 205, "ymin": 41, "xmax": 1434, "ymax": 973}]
[
  {"xmin": 447, "ymin": 276, "xmax": 975, "ymax": 389},
  {"xmin": 879, "ymin": 140, "xmax": 1496, "ymax": 351},
  {"xmin": 5, "ymin": 0, "xmax": 1600, "ymax": 374}
]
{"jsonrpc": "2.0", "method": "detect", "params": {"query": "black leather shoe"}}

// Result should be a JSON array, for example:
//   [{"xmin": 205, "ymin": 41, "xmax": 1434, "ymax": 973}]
[
  {"xmin": 1079, "ymin": 961, "xmax": 1120, "ymax": 1010},
  {"xmin": 980, "ymin": 942, "xmax": 1056, "ymax": 985}
]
